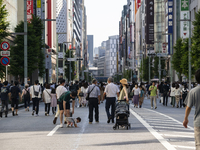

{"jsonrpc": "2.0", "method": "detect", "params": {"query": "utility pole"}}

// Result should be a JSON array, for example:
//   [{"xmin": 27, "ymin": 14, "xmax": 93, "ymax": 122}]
[
  {"xmin": 189, "ymin": 19, "xmax": 191, "ymax": 90},
  {"xmin": 24, "ymin": 0, "xmax": 28, "ymax": 84}
]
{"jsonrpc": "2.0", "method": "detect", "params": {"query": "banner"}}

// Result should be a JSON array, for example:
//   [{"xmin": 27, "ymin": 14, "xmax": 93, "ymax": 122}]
[
  {"xmin": 180, "ymin": 0, "xmax": 190, "ymax": 39},
  {"xmin": 37, "ymin": 0, "xmax": 41, "ymax": 18},
  {"xmin": 27, "ymin": 0, "xmax": 33, "ymax": 21},
  {"xmin": 145, "ymin": 0, "xmax": 154, "ymax": 45},
  {"xmin": 168, "ymin": 0, "xmax": 173, "ymax": 54}
]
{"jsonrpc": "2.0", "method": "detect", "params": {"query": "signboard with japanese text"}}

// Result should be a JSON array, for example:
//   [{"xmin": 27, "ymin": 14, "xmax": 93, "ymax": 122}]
[
  {"xmin": 180, "ymin": 0, "xmax": 190, "ymax": 39},
  {"xmin": 36, "ymin": 0, "xmax": 41, "ymax": 18},
  {"xmin": 27, "ymin": 0, "xmax": 33, "ymax": 21},
  {"xmin": 168, "ymin": 0, "xmax": 173, "ymax": 54},
  {"xmin": 145, "ymin": 0, "xmax": 154, "ymax": 45},
  {"xmin": 162, "ymin": 43, "xmax": 167, "ymax": 54}
]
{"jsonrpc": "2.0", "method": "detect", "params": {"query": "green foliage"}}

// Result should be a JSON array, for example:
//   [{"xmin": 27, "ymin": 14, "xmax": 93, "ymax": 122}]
[
  {"xmin": 140, "ymin": 57, "xmax": 154, "ymax": 81},
  {"xmin": 122, "ymin": 69, "xmax": 133, "ymax": 81},
  {"xmin": 0, "ymin": 0, "xmax": 9, "ymax": 78},
  {"xmin": 153, "ymin": 56, "xmax": 166, "ymax": 79},
  {"xmin": 10, "ymin": 16, "xmax": 45, "ymax": 80},
  {"xmin": 172, "ymin": 38, "xmax": 183, "ymax": 80},
  {"xmin": 191, "ymin": 9, "xmax": 200, "ymax": 71},
  {"xmin": 65, "ymin": 50, "xmax": 75, "ymax": 81}
]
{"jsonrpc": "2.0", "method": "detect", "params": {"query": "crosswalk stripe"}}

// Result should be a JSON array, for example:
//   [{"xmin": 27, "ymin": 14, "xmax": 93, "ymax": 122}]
[
  {"xmin": 130, "ymin": 109, "xmax": 176, "ymax": 150},
  {"xmin": 158, "ymin": 130, "xmax": 194, "ymax": 135},
  {"xmin": 160, "ymin": 134, "xmax": 194, "ymax": 138},
  {"xmin": 173, "ymin": 145, "xmax": 195, "ymax": 149}
]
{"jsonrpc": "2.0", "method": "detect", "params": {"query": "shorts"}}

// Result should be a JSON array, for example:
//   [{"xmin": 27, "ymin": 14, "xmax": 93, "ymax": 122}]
[
  {"xmin": 11, "ymin": 98, "xmax": 19, "ymax": 109},
  {"xmin": 59, "ymin": 101, "xmax": 70, "ymax": 110}
]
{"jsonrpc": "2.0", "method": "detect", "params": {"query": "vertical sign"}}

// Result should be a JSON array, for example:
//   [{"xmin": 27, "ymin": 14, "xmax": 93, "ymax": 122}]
[
  {"xmin": 27, "ymin": 0, "xmax": 33, "ymax": 21},
  {"xmin": 180, "ymin": 0, "xmax": 190, "ymax": 39},
  {"xmin": 137, "ymin": 0, "xmax": 141, "ymax": 10},
  {"xmin": 145, "ymin": 0, "xmax": 154, "ymax": 45},
  {"xmin": 168, "ymin": 0, "xmax": 173, "ymax": 54},
  {"xmin": 36, "ymin": 0, "xmax": 41, "ymax": 18}
]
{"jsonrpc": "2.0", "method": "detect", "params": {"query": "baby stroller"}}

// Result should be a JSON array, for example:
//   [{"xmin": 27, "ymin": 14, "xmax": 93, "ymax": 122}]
[{"xmin": 113, "ymin": 100, "xmax": 131, "ymax": 130}]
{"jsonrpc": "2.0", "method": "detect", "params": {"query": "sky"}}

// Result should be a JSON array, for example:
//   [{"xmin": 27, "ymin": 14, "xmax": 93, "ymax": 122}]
[{"xmin": 85, "ymin": 0, "xmax": 127, "ymax": 48}]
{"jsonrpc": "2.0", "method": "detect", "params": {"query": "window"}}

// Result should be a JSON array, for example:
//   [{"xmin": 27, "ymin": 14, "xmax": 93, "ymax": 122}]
[{"xmin": 58, "ymin": 60, "xmax": 63, "ymax": 68}]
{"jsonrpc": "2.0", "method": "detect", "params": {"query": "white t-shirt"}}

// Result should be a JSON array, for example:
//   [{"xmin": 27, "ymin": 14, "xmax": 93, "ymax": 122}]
[
  {"xmin": 104, "ymin": 83, "xmax": 120, "ymax": 98},
  {"xmin": 56, "ymin": 85, "xmax": 67, "ymax": 99},
  {"xmin": 43, "ymin": 89, "xmax": 52, "ymax": 103},
  {"xmin": 132, "ymin": 87, "xmax": 140, "ymax": 95},
  {"xmin": 170, "ymin": 87, "xmax": 176, "ymax": 97},
  {"xmin": 30, "ymin": 85, "xmax": 42, "ymax": 98},
  {"xmin": 175, "ymin": 88, "xmax": 181, "ymax": 96},
  {"xmin": 81, "ymin": 86, "xmax": 88, "ymax": 94}
]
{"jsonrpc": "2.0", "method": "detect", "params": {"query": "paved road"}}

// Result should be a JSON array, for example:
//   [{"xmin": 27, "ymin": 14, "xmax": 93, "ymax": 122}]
[{"xmin": 0, "ymin": 98, "xmax": 195, "ymax": 150}]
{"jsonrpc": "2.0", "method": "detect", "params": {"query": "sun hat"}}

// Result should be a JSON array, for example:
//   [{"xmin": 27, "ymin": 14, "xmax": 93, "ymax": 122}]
[
  {"xmin": 120, "ymin": 78, "xmax": 128, "ymax": 85},
  {"xmin": 25, "ymin": 84, "xmax": 29, "ymax": 87}
]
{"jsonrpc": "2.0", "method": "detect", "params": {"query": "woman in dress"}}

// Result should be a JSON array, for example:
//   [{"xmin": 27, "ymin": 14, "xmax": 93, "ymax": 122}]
[
  {"xmin": 51, "ymin": 88, "xmax": 57, "ymax": 114},
  {"xmin": 139, "ymin": 86, "xmax": 145, "ymax": 108},
  {"xmin": 175, "ymin": 84, "xmax": 181, "ymax": 108},
  {"xmin": 132, "ymin": 83, "xmax": 140, "ymax": 108},
  {"xmin": 42, "ymin": 84, "xmax": 52, "ymax": 116},
  {"xmin": 81, "ymin": 82, "xmax": 88, "ymax": 107}
]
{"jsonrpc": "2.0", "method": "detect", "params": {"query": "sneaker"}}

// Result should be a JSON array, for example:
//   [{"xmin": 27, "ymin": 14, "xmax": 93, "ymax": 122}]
[
  {"xmin": 35, "ymin": 114, "xmax": 39, "ymax": 117},
  {"xmin": 45, "ymin": 112, "xmax": 47, "ymax": 116},
  {"xmin": 60, "ymin": 124, "xmax": 63, "ymax": 128},
  {"xmin": 47, "ymin": 114, "xmax": 49, "ymax": 116},
  {"xmin": 32, "ymin": 111, "xmax": 34, "ymax": 116},
  {"xmin": 15, "ymin": 114, "xmax": 18, "ymax": 116},
  {"xmin": 96, "ymin": 121, "xmax": 99, "ymax": 123},
  {"xmin": 66, "ymin": 124, "xmax": 70, "ymax": 128},
  {"xmin": 151, "ymin": 107, "xmax": 153, "ymax": 109},
  {"xmin": 53, "ymin": 117, "xmax": 57, "ymax": 124},
  {"xmin": 89, "ymin": 122, "xmax": 92, "ymax": 124},
  {"xmin": 155, "ymin": 107, "xmax": 157, "ymax": 109}
]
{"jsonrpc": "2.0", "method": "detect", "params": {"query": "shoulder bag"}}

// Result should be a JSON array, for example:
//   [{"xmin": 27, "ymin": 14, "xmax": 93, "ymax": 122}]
[{"xmin": 86, "ymin": 86, "xmax": 96, "ymax": 101}]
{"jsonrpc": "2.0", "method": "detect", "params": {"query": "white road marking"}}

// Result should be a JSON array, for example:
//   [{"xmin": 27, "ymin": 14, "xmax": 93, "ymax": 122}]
[
  {"xmin": 173, "ymin": 145, "xmax": 195, "ymax": 149},
  {"xmin": 47, "ymin": 125, "xmax": 60, "ymax": 136},
  {"xmin": 153, "ymin": 126, "xmax": 186, "ymax": 130},
  {"xmin": 130, "ymin": 109, "xmax": 176, "ymax": 150},
  {"xmin": 143, "ymin": 108, "xmax": 194, "ymax": 130},
  {"xmin": 148, "ymin": 123, "xmax": 182, "ymax": 127},
  {"xmin": 161, "ymin": 134, "xmax": 194, "ymax": 138},
  {"xmin": 158, "ymin": 130, "xmax": 194, "ymax": 135}
]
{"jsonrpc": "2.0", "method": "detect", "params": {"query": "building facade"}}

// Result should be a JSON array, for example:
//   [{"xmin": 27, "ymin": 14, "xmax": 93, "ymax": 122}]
[{"xmin": 87, "ymin": 35, "xmax": 93, "ymax": 66}]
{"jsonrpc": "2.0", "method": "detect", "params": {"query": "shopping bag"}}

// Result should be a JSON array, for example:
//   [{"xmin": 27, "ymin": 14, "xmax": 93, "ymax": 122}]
[{"xmin": 161, "ymin": 97, "xmax": 163, "ymax": 103}]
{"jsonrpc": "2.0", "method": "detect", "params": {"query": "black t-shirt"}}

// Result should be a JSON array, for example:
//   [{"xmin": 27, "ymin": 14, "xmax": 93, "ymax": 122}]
[
  {"xmin": 10, "ymin": 86, "xmax": 20, "ymax": 99},
  {"xmin": 1, "ymin": 87, "xmax": 9, "ymax": 101}
]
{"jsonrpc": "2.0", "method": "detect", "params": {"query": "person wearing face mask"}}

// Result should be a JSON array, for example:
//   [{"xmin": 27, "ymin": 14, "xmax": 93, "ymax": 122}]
[
  {"xmin": 149, "ymin": 81, "xmax": 158, "ymax": 109},
  {"xmin": 132, "ymin": 83, "xmax": 140, "ymax": 108}
]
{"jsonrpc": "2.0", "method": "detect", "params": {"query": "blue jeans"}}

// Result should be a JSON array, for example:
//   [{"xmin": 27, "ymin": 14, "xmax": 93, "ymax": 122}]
[{"xmin": 105, "ymin": 97, "xmax": 116, "ymax": 120}]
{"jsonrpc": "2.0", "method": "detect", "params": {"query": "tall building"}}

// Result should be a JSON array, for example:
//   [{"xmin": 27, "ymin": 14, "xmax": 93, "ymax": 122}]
[
  {"xmin": 87, "ymin": 35, "xmax": 93, "ymax": 66},
  {"xmin": 93, "ymin": 47, "xmax": 99, "ymax": 57},
  {"xmin": 98, "ymin": 41, "xmax": 106, "ymax": 57},
  {"xmin": 97, "ymin": 56, "xmax": 105, "ymax": 76},
  {"xmin": 105, "ymin": 35, "xmax": 119, "ymax": 77}
]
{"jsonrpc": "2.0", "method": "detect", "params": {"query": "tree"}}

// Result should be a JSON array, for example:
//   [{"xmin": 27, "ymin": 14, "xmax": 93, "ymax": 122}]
[
  {"xmin": 191, "ymin": 9, "xmax": 200, "ymax": 71},
  {"xmin": 153, "ymin": 56, "xmax": 166, "ymax": 79},
  {"xmin": 0, "ymin": 0, "xmax": 9, "ymax": 78},
  {"xmin": 65, "ymin": 49, "xmax": 75, "ymax": 81},
  {"xmin": 172, "ymin": 38, "xmax": 183, "ymax": 81},
  {"xmin": 140, "ymin": 57, "xmax": 153, "ymax": 81},
  {"xmin": 10, "ymin": 16, "xmax": 45, "ymax": 80}
]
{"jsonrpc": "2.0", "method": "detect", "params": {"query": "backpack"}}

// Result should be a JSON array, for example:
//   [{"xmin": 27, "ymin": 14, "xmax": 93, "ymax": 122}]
[
  {"xmin": 182, "ymin": 89, "xmax": 188, "ymax": 95},
  {"xmin": 24, "ymin": 89, "xmax": 30, "ymax": 100},
  {"xmin": 11, "ymin": 86, "xmax": 19, "ymax": 99}
]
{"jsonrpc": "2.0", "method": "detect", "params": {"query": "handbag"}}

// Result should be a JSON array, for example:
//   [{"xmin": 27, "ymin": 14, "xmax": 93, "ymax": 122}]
[
  {"xmin": 86, "ymin": 86, "xmax": 96, "ymax": 101},
  {"xmin": 33, "ymin": 85, "xmax": 40, "ymax": 97},
  {"xmin": 79, "ymin": 92, "xmax": 84, "ymax": 97}
]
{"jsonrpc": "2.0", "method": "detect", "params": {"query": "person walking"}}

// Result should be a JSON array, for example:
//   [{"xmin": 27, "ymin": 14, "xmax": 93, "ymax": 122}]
[
  {"xmin": 103, "ymin": 77, "xmax": 119, "ymax": 124},
  {"xmin": 0, "ymin": 81, "xmax": 9, "ymax": 117},
  {"xmin": 183, "ymin": 69, "xmax": 200, "ymax": 150},
  {"xmin": 21, "ymin": 84, "xmax": 30, "ymax": 111},
  {"xmin": 100, "ymin": 82, "xmax": 105, "ymax": 103},
  {"xmin": 87, "ymin": 79, "xmax": 100, "ymax": 124},
  {"xmin": 132, "ymin": 83, "xmax": 140, "ymax": 108},
  {"xmin": 30, "ymin": 80, "xmax": 41, "ymax": 117},
  {"xmin": 139, "ymin": 86, "xmax": 145, "ymax": 108},
  {"xmin": 9, "ymin": 81, "xmax": 22, "ymax": 116},
  {"xmin": 175, "ymin": 84, "xmax": 181, "ymax": 108},
  {"xmin": 51, "ymin": 88, "xmax": 57, "ymax": 114},
  {"xmin": 42, "ymin": 84, "xmax": 52, "ymax": 116},
  {"xmin": 80, "ymin": 82, "xmax": 88, "ymax": 107},
  {"xmin": 170, "ymin": 83, "xmax": 176, "ymax": 107},
  {"xmin": 149, "ymin": 82, "xmax": 158, "ymax": 109},
  {"xmin": 53, "ymin": 79, "xmax": 67, "ymax": 124},
  {"xmin": 118, "ymin": 79, "xmax": 129, "ymax": 103},
  {"xmin": 181, "ymin": 84, "xmax": 189, "ymax": 108},
  {"xmin": 162, "ymin": 82, "xmax": 169, "ymax": 106}
]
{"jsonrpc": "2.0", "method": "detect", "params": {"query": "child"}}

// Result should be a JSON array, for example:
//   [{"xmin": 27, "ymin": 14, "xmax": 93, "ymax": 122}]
[
  {"xmin": 139, "ymin": 86, "xmax": 145, "ymax": 108},
  {"xmin": 66, "ymin": 117, "xmax": 81, "ymax": 127}
]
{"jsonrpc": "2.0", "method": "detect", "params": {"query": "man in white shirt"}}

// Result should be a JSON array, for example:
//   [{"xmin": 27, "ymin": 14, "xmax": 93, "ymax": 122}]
[
  {"xmin": 103, "ymin": 77, "xmax": 119, "ymax": 123},
  {"xmin": 53, "ymin": 79, "xmax": 68, "ymax": 127},
  {"xmin": 30, "ymin": 80, "xmax": 41, "ymax": 117}
]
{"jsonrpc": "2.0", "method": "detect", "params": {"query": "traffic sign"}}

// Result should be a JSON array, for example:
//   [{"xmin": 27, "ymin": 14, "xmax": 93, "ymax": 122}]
[
  {"xmin": 1, "ymin": 56, "xmax": 10, "ymax": 66},
  {"xmin": 1, "ymin": 51, "xmax": 10, "ymax": 57},
  {"xmin": 1, "ymin": 41, "xmax": 10, "ymax": 51},
  {"xmin": 157, "ymin": 53, "xmax": 168, "ymax": 57}
]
